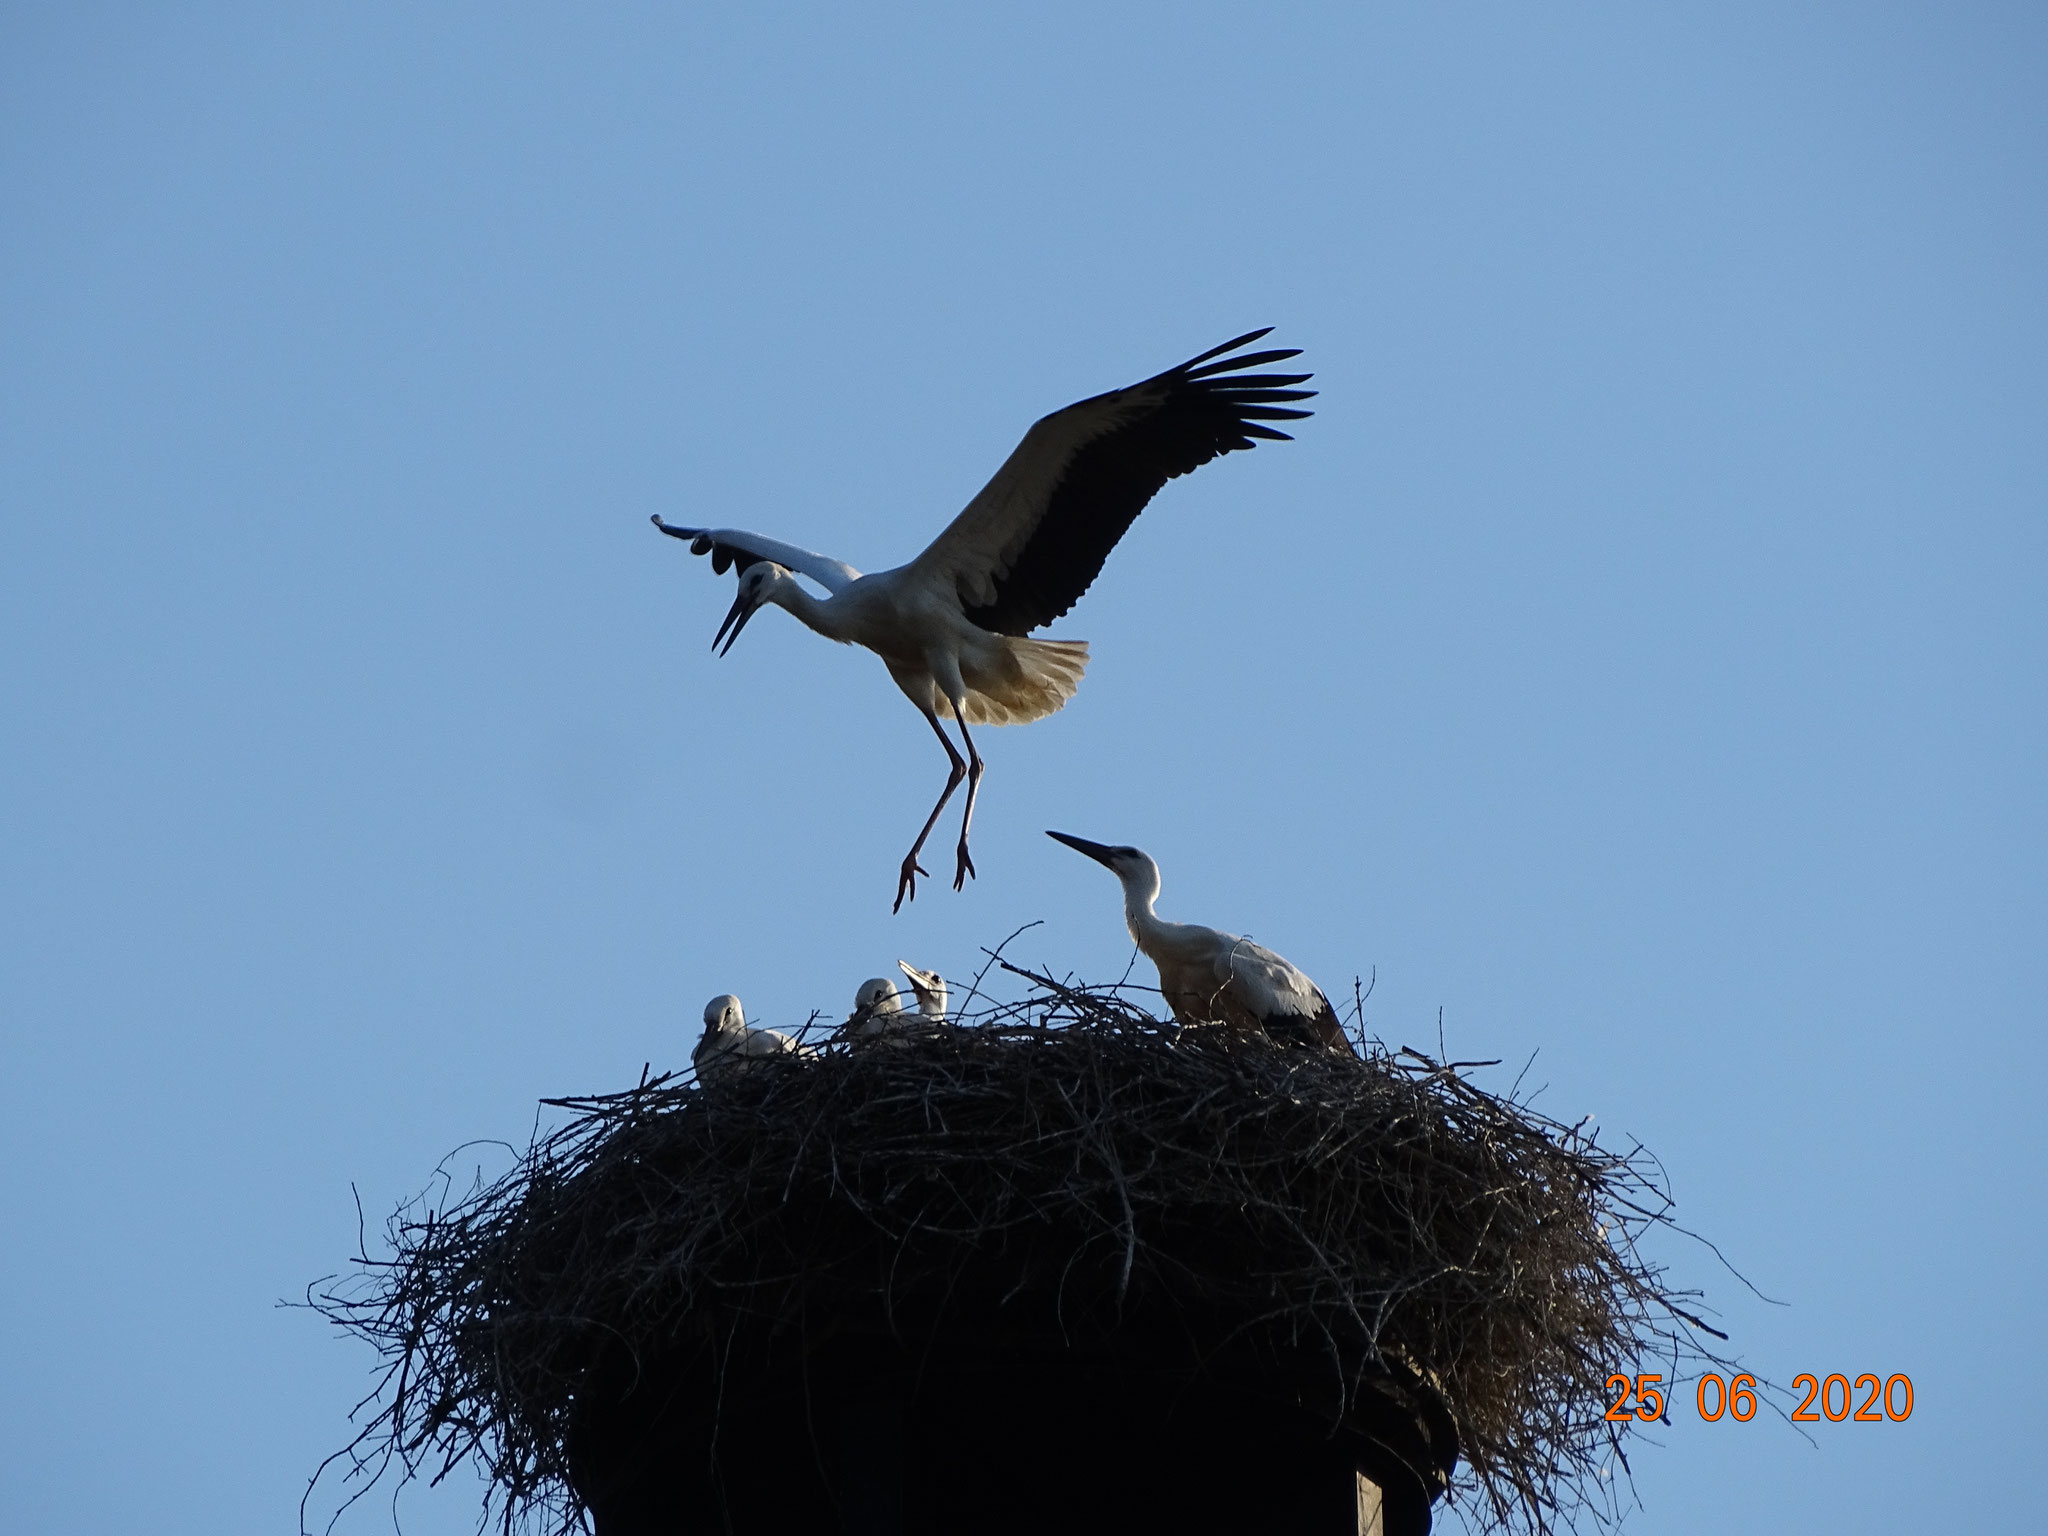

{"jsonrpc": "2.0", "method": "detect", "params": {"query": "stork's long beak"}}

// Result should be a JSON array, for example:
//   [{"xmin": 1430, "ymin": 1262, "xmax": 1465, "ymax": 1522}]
[
  {"xmin": 713, "ymin": 588, "xmax": 758, "ymax": 656},
  {"xmin": 1046, "ymin": 830, "xmax": 1118, "ymax": 869}
]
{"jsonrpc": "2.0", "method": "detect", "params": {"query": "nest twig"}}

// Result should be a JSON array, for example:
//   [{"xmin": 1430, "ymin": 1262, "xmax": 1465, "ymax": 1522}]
[{"xmin": 305, "ymin": 969, "xmax": 1732, "ymax": 1536}]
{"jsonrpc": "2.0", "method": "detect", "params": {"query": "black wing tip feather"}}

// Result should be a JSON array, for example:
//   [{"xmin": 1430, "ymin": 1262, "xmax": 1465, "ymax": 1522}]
[
  {"xmin": 1179, "ymin": 327, "xmax": 1276, "ymax": 370},
  {"xmin": 1186, "ymin": 338, "xmax": 1316, "ymax": 431},
  {"xmin": 1175, "ymin": 329, "xmax": 1317, "ymax": 379},
  {"xmin": 1171, "ymin": 333, "xmax": 1315, "ymax": 426},
  {"xmin": 1185, "ymin": 347, "xmax": 1303, "ymax": 380}
]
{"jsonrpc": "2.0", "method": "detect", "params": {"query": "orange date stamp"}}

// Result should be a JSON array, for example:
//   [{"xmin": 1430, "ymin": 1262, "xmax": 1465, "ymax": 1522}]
[{"xmin": 1605, "ymin": 1371, "xmax": 1914, "ymax": 1423}]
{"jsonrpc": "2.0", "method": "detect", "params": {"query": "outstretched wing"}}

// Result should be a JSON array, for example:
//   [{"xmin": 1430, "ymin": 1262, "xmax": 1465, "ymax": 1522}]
[
  {"xmin": 909, "ymin": 330, "xmax": 1314, "ymax": 636},
  {"xmin": 650, "ymin": 518, "xmax": 862, "ymax": 593}
]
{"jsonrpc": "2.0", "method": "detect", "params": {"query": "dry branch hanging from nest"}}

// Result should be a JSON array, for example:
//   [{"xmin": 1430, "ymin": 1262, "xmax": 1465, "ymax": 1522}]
[{"xmin": 308, "ymin": 971, "xmax": 1730, "ymax": 1536}]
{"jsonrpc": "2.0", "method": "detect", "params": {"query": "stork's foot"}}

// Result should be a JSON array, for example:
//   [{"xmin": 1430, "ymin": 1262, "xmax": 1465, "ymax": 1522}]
[
  {"xmin": 952, "ymin": 840, "xmax": 976, "ymax": 892},
  {"xmin": 894, "ymin": 853, "xmax": 929, "ymax": 914}
]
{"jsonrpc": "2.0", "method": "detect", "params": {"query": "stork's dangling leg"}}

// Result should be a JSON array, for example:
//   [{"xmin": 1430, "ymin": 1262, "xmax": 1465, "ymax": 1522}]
[
  {"xmin": 895, "ymin": 706, "xmax": 968, "ymax": 913},
  {"xmin": 950, "ymin": 707, "xmax": 984, "ymax": 892}
]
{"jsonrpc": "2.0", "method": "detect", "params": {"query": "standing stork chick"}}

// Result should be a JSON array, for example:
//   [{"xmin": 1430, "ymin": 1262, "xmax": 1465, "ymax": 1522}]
[
  {"xmin": 895, "ymin": 960, "xmax": 948, "ymax": 1022},
  {"xmin": 653, "ymin": 330, "xmax": 1313, "ymax": 910},
  {"xmin": 1046, "ymin": 833, "xmax": 1354, "ymax": 1055},
  {"xmin": 693, "ymin": 993, "xmax": 810, "ymax": 1085}
]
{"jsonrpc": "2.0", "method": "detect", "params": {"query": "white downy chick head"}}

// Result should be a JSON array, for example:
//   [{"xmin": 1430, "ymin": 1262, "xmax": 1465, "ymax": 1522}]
[{"xmin": 853, "ymin": 977, "xmax": 904, "ymax": 1016}]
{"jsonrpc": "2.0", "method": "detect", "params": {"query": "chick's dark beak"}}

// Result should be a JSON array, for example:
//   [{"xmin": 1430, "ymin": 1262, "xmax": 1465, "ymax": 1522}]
[{"xmin": 1046, "ymin": 830, "xmax": 1119, "ymax": 869}]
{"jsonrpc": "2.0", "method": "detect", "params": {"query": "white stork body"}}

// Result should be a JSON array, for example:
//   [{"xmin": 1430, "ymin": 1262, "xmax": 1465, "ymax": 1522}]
[
  {"xmin": 1047, "ymin": 833, "xmax": 1354, "ymax": 1056},
  {"xmin": 654, "ymin": 331, "xmax": 1313, "ymax": 909},
  {"xmin": 693, "ymin": 993, "xmax": 811, "ymax": 1084},
  {"xmin": 718, "ymin": 562, "xmax": 1091, "ymax": 729}
]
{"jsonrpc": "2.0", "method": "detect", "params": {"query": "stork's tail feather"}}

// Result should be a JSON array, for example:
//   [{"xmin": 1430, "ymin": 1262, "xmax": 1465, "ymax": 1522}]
[{"xmin": 961, "ymin": 638, "xmax": 1089, "ymax": 726}]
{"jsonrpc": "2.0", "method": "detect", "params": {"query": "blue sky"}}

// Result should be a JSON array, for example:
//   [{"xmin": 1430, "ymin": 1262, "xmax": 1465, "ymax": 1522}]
[{"xmin": 2, "ymin": 4, "xmax": 2042, "ymax": 1532}]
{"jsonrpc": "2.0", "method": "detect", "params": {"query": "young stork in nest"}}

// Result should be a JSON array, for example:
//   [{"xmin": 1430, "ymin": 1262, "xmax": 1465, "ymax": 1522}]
[
  {"xmin": 693, "ymin": 994, "xmax": 811, "ymax": 1085},
  {"xmin": 895, "ymin": 959, "xmax": 948, "ymax": 1022},
  {"xmin": 1047, "ymin": 833, "xmax": 1354, "ymax": 1055},
  {"xmin": 842, "ymin": 961, "xmax": 947, "ymax": 1044},
  {"xmin": 843, "ymin": 976, "xmax": 911, "ymax": 1044},
  {"xmin": 652, "ymin": 330, "xmax": 1313, "ymax": 911}
]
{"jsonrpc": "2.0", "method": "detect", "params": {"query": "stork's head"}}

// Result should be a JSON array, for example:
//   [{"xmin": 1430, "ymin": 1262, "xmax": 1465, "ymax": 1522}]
[
  {"xmin": 896, "ymin": 960, "xmax": 947, "ymax": 1017},
  {"xmin": 702, "ymin": 993, "xmax": 745, "ymax": 1033},
  {"xmin": 1046, "ymin": 831, "xmax": 1163, "ymax": 903},
  {"xmin": 853, "ymin": 976, "xmax": 904, "ymax": 1017},
  {"xmin": 713, "ymin": 561, "xmax": 790, "ymax": 656}
]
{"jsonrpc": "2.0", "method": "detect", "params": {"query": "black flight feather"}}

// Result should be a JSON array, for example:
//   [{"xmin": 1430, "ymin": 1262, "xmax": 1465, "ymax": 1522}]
[{"xmin": 961, "ymin": 332, "xmax": 1316, "ymax": 636}]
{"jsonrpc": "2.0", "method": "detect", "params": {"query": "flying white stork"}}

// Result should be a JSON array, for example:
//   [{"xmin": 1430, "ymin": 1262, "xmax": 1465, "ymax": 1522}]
[
  {"xmin": 693, "ymin": 993, "xmax": 811, "ymax": 1084},
  {"xmin": 1046, "ymin": 832, "xmax": 1355, "ymax": 1055},
  {"xmin": 653, "ymin": 330, "xmax": 1313, "ymax": 910}
]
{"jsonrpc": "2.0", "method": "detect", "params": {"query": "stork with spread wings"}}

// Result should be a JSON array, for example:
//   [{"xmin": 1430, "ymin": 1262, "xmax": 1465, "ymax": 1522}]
[{"xmin": 653, "ymin": 330, "xmax": 1314, "ymax": 910}]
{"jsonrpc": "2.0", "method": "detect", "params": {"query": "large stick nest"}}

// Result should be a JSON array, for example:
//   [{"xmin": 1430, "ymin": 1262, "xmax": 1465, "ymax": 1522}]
[{"xmin": 309, "ymin": 968, "xmax": 1728, "ymax": 1536}]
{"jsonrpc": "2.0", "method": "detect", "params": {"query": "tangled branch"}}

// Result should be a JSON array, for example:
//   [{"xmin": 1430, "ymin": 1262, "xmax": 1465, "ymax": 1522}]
[{"xmin": 306, "ymin": 972, "xmax": 1730, "ymax": 1536}]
